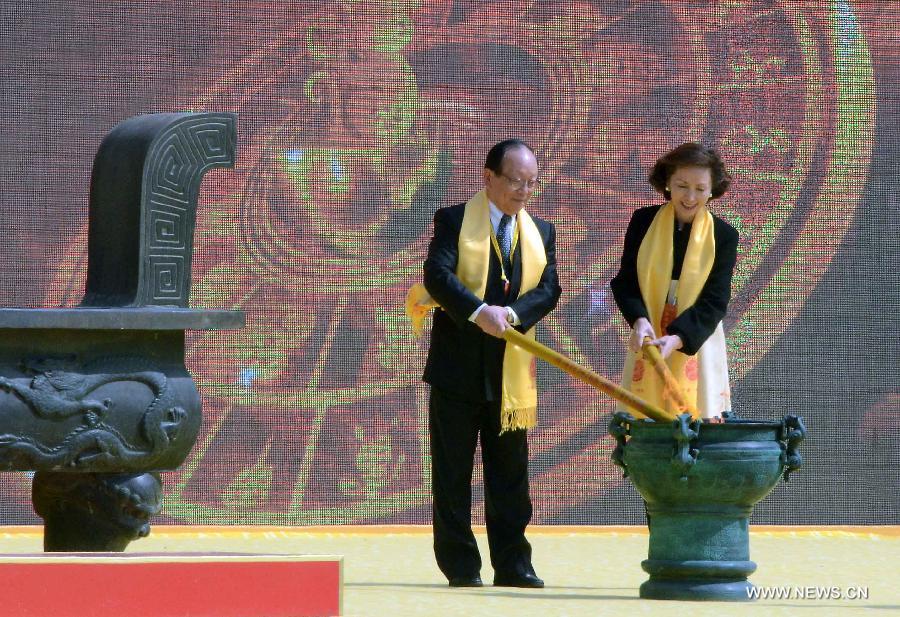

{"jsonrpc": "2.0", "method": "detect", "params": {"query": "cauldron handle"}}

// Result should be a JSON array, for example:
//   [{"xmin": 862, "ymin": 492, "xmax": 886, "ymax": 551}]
[
  {"xmin": 608, "ymin": 411, "xmax": 634, "ymax": 477},
  {"xmin": 779, "ymin": 414, "xmax": 807, "ymax": 481},
  {"xmin": 671, "ymin": 413, "xmax": 700, "ymax": 481}
]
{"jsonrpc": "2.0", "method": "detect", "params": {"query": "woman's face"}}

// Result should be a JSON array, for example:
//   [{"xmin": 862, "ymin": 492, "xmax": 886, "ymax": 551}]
[{"xmin": 668, "ymin": 166, "xmax": 713, "ymax": 224}]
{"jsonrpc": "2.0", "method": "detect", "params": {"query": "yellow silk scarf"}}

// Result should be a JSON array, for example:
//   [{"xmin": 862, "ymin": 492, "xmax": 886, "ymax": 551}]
[
  {"xmin": 406, "ymin": 189, "xmax": 547, "ymax": 433},
  {"xmin": 631, "ymin": 202, "xmax": 715, "ymax": 418}
]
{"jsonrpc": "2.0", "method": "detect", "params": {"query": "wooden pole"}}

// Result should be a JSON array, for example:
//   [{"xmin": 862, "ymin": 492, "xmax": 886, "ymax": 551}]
[
  {"xmin": 641, "ymin": 337, "xmax": 698, "ymax": 417},
  {"xmin": 501, "ymin": 328, "xmax": 677, "ymax": 423}
]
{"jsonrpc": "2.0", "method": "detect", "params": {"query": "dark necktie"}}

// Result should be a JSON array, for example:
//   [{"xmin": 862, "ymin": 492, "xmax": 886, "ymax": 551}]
[{"xmin": 497, "ymin": 214, "xmax": 512, "ymax": 273}]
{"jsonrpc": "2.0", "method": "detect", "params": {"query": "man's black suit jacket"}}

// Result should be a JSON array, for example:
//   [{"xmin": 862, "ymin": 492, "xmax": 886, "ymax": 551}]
[{"xmin": 422, "ymin": 202, "xmax": 562, "ymax": 402}]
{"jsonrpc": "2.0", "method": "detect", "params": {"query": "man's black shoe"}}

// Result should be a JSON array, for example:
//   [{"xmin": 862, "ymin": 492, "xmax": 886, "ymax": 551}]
[
  {"xmin": 448, "ymin": 575, "xmax": 483, "ymax": 587},
  {"xmin": 493, "ymin": 571, "xmax": 544, "ymax": 588}
]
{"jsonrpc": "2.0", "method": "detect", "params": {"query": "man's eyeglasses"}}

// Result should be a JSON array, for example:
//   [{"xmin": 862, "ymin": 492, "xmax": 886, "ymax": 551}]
[{"xmin": 498, "ymin": 173, "xmax": 542, "ymax": 191}]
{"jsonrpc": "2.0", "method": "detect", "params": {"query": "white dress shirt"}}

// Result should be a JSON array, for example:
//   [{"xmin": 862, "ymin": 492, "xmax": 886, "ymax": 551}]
[{"xmin": 468, "ymin": 201, "xmax": 521, "ymax": 325}]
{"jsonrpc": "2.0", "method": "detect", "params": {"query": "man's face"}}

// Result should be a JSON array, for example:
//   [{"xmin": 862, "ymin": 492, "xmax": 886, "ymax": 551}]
[{"xmin": 483, "ymin": 147, "xmax": 540, "ymax": 216}]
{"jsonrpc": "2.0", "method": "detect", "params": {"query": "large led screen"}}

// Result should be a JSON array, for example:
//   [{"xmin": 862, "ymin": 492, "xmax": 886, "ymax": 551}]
[{"xmin": 0, "ymin": 0, "xmax": 897, "ymax": 525}]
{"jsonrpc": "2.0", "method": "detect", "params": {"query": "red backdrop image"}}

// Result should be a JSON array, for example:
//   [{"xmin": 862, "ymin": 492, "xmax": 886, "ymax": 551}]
[{"xmin": 0, "ymin": 0, "xmax": 896, "ymax": 525}]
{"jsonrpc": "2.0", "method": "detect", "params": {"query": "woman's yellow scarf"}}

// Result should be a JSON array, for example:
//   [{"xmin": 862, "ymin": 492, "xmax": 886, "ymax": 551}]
[
  {"xmin": 631, "ymin": 202, "xmax": 715, "ymax": 418},
  {"xmin": 406, "ymin": 190, "xmax": 547, "ymax": 433}
]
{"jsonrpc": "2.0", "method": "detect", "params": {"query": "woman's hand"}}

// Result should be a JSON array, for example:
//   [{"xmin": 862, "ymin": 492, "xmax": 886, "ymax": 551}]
[
  {"xmin": 648, "ymin": 334, "xmax": 683, "ymax": 359},
  {"xmin": 630, "ymin": 317, "xmax": 656, "ymax": 353}
]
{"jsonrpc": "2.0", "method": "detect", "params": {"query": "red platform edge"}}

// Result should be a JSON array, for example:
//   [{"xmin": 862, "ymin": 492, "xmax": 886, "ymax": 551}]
[{"xmin": 0, "ymin": 553, "xmax": 342, "ymax": 617}]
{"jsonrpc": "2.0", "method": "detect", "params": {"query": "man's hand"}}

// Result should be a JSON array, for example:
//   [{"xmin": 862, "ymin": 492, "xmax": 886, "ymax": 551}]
[
  {"xmin": 648, "ymin": 334, "xmax": 683, "ymax": 359},
  {"xmin": 630, "ymin": 317, "xmax": 656, "ymax": 353},
  {"xmin": 475, "ymin": 305, "xmax": 510, "ymax": 338}
]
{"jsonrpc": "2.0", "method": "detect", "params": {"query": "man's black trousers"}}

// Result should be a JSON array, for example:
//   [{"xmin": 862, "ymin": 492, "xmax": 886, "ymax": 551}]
[{"xmin": 428, "ymin": 386, "xmax": 533, "ymax": 579}]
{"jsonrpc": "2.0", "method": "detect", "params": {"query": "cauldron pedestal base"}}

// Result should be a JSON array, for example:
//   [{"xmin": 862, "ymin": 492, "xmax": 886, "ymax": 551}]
[
  {"xmin": 34, "ymin": 471, "xmax": 162, "ymax": 552},
  {"xmin": 639, "ymin": 510, "xmax": 758, "ymax": 600},
  {"xmin": 640, "ymin": 563, "xmax": 756, "ymax": 601}
]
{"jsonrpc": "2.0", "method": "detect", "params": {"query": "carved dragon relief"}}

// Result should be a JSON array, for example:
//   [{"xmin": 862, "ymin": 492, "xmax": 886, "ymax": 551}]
[{"xmin": 0, "ymin": 357, "xmax": 188, "ymax": 470}]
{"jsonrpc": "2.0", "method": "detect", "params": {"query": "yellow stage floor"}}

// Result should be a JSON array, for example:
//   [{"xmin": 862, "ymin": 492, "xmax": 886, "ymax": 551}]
[{"xmin": 2, "ymin": 525, "xmax": 897, "ymax": 616}]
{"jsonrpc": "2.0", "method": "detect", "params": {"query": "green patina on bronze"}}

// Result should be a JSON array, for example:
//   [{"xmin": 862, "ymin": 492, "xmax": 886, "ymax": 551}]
[{"xmin": 609, "ymin": 412, "xmax": 806, "ymax": 601}]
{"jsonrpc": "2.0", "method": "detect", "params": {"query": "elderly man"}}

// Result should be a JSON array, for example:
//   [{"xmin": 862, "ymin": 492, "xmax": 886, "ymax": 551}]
[{"xmin": 417, "ymin": 139, "xmax": 561, "ymax": 588}]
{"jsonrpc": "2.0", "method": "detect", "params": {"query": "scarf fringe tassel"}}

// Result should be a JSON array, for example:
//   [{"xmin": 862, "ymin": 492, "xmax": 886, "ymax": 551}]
[{"xmin": 500, "ymin": 406, "xmax": 537, "ymax": 434}]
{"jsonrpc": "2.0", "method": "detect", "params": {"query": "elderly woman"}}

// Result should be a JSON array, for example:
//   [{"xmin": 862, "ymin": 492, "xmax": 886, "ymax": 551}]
[{"xmin": 610, "ymin": 142, "xmax": 738, "ymax": 419}]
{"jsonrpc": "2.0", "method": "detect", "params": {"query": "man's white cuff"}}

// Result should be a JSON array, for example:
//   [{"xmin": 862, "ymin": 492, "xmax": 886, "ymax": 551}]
[{"xmin": 469, "ymin": 303, "xmax": 488, "ymax": 322}]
